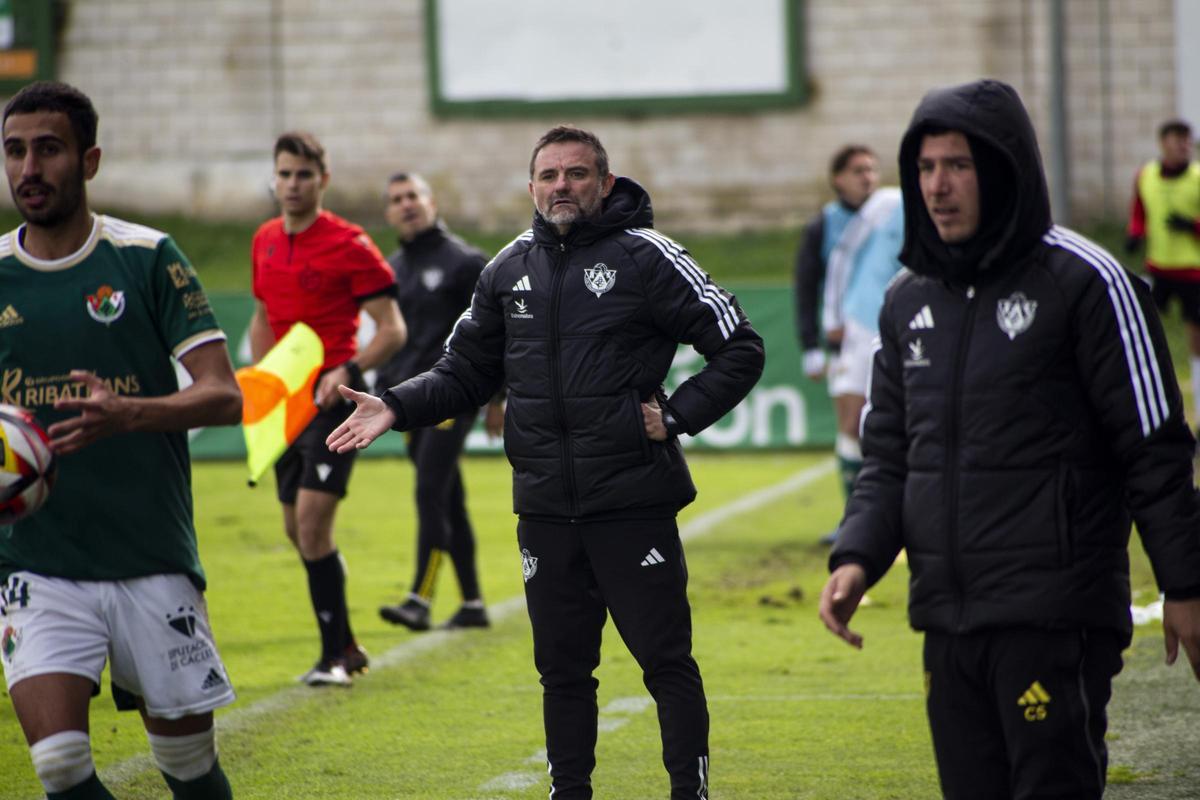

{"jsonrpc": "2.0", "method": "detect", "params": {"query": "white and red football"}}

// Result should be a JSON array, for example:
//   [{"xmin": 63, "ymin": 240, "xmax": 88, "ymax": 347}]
[{"xmin": 0, "ymin": 404, "xmax": 56, "ymax": 524}]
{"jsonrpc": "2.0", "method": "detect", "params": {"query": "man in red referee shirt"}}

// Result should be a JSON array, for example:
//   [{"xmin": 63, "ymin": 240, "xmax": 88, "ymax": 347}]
[{"xmin": 249, "ymin": 131, "xmax": 406, "ymax": 686}]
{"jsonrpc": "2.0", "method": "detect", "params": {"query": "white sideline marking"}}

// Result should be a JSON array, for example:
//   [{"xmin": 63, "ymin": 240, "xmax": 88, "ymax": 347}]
[
  {"xmin": 707, "ymin": 693, "xmax": 921, "ymax": 702},
  {"xmin": 92, "ymin": 459, "xmax": 835, "ymax": 793}
]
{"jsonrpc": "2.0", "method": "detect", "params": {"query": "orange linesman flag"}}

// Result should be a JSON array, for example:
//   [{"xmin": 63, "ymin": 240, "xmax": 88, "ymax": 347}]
[{"xmin": 235, "ymin": 322, "xmax": 324, "ymax": 485}]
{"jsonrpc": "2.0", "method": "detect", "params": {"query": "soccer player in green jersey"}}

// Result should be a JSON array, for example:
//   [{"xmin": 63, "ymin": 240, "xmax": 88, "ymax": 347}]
[{"xmin": 0, "ymin": 82, "xmax": 243, "ymax": 799}]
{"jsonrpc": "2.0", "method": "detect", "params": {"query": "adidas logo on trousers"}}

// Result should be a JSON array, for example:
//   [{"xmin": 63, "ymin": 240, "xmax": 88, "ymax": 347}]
[{"xmin": 641, "ymin": 548, "xmax": 666, "ymax": 566}]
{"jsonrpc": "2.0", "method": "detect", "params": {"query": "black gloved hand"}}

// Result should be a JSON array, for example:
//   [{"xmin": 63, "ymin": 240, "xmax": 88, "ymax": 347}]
[
  {"xmin": 1167, "ymin": 213, "xmax": 1197, "ymax": 233},
  {"xmin": 1124, "ymin": 235, "xmax": 1143, "ymax": 254}
]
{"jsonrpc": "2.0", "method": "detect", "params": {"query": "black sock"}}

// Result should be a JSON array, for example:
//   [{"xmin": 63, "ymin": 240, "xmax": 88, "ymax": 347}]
[
  {"xmin": 161, "ymin": 758, "xmax": 233, "ymax": 800},
  {"xmin": 304, "ymin": 551, "xmax": 348, "ymax": 661},
  {"xmin": 339, "ymin": 552, "xmax": 356, "ymax": 649},
  {"xmin": 47, "ymin": 773, "xmax": 116, "ymax": 799}
]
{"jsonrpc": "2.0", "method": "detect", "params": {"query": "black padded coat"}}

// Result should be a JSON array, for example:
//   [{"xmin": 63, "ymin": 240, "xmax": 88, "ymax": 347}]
[
  {"xmin": 382, "ymin": 178, "xmax": 763, "ymax": 521},
  {"xmin": 831, "ymin": 80, "xmax": 1200, "ymax": 640}
]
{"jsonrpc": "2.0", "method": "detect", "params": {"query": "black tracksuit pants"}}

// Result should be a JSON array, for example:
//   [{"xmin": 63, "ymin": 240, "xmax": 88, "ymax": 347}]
[
  {"xmin": 924, "ymin": 628, "xmax": 1124, "ymax": 800},
  {"xmin": 518, "ymin": 517, "xmax": 709, "ymax": 800},
  {"xmin": 406, "ymin": 411, "xmax": 481, "ymax": 602}
]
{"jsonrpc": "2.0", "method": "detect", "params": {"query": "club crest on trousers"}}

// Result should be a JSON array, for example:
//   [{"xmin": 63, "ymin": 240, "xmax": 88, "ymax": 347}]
[{"xmin": 521, "ymin": 548, "xmax": 538, "ymax": 582}]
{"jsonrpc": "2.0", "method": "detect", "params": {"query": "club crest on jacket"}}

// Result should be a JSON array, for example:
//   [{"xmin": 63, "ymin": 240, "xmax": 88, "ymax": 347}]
[
  {"xmin": 584, "ymin": 263, "xmax": 616, "ymax": 297},
  {"xmin": 420, "ymin": 267, "xmax": 444, "ymax": 291},
  {"xmin": 997, "ymin": 292, "xmax": 1037, "ymax": 340}
]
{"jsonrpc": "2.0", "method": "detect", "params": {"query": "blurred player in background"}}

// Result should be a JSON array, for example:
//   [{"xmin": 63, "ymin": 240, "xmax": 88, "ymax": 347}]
[
  {"xmin": 794, "ymin": 146, "xmax": 904, "ymax": 543},
  {"xmin": 1126, "ymin": 119, "xmax": 1200, "ymax": 429},
  {"xmin": 249, "ymin": 131, "xmax": 406, "ymax": 687},
  {"xmin": 374, "ymin": 172, "xmax": 503, "ymax": 632},
  {"xmin": 0, "ymin": 81, "xmax": 242, "ymax": 799}
]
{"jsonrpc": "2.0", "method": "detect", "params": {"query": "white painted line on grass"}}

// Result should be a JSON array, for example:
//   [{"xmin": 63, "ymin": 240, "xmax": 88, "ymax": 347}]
[
  {"xmin": 93, "ymin": 459, "xmax": 835, "ymax": 794},
  {"xmin": 677, "ymin": 459, "xmax": 836, "ymax": 544},
  {"xmin": 706, "ymin": 693, "xmax": 921, "ymax": 702}
]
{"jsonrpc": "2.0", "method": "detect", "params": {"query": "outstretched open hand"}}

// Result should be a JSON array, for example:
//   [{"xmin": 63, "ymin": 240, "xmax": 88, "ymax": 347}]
[{"xmin": 325, "ymin": 385, "xmax": 396, "ymax": 453}]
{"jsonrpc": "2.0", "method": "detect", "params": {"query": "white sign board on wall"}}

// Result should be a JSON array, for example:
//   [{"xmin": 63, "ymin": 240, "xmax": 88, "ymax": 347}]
[{"xmin": 427, "ymin": 0, "xmax": 804, "ymax": 115}]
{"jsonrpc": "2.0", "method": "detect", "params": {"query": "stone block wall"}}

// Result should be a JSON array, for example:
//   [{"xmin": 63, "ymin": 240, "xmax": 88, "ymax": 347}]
[{"xmin": 0, "ymin": 0, "xmax": 1179, "ymax": 234}]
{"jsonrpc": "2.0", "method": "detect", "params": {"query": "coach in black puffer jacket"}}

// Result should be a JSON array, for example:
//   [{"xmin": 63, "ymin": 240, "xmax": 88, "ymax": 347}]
[
  {"xmin": 831, "ymin": 82, "xmax": 1200, "ymax": 638},
  {"xmin": 820, "ymin": 79, "xmax": 1200, "ymax": 800},
  {"xmin": 339, "ymin": 127, "xmax": 760, "ymax": 799},
  {"xmin": 380, "ymin": 175, "xmax": 762, "ymax": 521}
]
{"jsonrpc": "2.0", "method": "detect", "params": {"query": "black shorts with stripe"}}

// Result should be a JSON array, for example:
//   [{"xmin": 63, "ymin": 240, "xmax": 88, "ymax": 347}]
[{"xmin": 1150, "ymin": 272, "xmax": 1200, "ymax": 325}]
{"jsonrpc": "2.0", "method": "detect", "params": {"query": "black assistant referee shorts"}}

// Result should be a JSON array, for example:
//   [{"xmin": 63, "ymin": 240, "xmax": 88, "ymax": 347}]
[
  {"xmin": 274, "ymin": 401, "xmax": 358, "ymax": 504},
  {"xmin": 1150, "ymin": 273, "xmax": 1200, "ymax": 325}
]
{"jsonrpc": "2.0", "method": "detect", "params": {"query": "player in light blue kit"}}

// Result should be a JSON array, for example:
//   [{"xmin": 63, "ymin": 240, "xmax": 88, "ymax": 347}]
[{"xmin": 795, "ymin": 147, "xmax": 905, "ymax": 543}]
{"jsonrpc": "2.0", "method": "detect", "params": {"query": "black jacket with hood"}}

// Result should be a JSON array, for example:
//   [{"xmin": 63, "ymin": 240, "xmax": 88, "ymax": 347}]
[
  {"xmin": 831, "ymin": 79, "xmax": 1200, "ymax": 640},
  {"xmin": 381, "ymin": 177, "xmax": 764, "ymax": 520},
  {"xmin": 374, "ymin": 222, "xmax": 488, "ymax": 391}
]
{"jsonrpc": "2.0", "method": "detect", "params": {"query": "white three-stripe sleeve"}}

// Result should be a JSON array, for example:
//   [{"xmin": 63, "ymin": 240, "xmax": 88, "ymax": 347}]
[
  {"xmin": 1043, "ymin": 226, "xmax": 1170, "ymax": 437},
  {"xmin": 627, "ymin": 228, "xmax": 740, "ymax": 339},
  {"xmin": 443, "ymin": 307, "xmax": 472, "ymax": 352},
  {"xmin": 858, "ymin": 334, "xmax": 884, "ymax": 440}
]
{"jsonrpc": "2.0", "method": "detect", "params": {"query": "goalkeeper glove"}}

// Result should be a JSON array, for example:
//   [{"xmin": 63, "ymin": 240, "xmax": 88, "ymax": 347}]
[{"xmin": 1167, "ymin": 214, "xmax": 1198, "ymax": 234}]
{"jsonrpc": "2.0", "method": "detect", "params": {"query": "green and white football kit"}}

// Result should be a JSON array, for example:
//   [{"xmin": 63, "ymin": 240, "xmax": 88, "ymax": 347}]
[
  {"xmin": 0, "ymin": 214, "xmax": 235, "ymax": 715},
  {"xmin": 1, "ymin": 571, "xmax": 235, "ymax": 716}
]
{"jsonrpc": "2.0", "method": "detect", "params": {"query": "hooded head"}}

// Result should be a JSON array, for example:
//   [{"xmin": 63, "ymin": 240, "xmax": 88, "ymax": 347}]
[{"xmin": 897, "ymin": 79, "xmax": 1052, "ymax": 282}]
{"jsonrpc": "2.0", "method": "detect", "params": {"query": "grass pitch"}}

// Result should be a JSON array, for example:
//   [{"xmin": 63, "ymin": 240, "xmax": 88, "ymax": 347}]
[{"xmin": 1, "ymin": 451, "xmax": 1195, "ymax": 799}]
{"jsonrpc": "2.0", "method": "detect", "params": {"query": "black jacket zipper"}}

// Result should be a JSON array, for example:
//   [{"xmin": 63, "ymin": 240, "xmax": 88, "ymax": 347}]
[
  {"xmin": 946, "ymin": 284, "xmax": 977, "ymax": 630},
  {"xmin": 547, "ymin": 241, "xmax": 579, "ymax": 518}
]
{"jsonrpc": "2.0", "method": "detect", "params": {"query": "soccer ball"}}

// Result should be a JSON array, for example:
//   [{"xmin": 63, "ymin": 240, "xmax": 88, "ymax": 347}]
[{"xmin": 0, "ymin": 404, "xmax": 56, "ymax": 524}]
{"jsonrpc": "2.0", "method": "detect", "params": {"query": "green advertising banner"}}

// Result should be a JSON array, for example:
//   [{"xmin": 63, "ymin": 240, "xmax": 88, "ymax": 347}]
[
  {"xmin": 188, "ymin": 286, "xmax": 835, "ymax": 460},
  {"xmin": 0, "ymin": 1, "xmax": 56, "ymax": 95}
]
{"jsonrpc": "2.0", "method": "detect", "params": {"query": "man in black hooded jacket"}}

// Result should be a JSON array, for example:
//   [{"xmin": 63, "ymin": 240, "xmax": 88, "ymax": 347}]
[
  {"xmin": 374, "ymin": 171, "xmax": 503, "ymax": 632},
  {"xmin": 328, "ymin": 126, "xmax": 763, "ymax": 800},
  {"xmin": 819, "ymin": 79, "xmax": 1200, "ymax": 799}
]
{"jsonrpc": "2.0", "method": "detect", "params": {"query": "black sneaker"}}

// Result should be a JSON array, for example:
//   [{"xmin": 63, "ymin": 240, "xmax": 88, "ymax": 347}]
[
  {"xmin": 342, "ymin": 643, "xmax": 369, "ymax": 675},
  {"xmin": 440, "ymin": 605, "xmax": 490, "ymax": 630},
  {"xmin": 379, "ymin": 598, "xmax": 431, "ymax": 631},
  {"xmin": 298, "ymin": 658, "xmax": 352, "ymax": 687}
]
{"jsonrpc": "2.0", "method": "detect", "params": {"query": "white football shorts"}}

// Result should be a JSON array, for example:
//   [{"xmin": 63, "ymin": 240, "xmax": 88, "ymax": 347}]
[
  {"xmin": 0, "ymin": 571, "xmax": 236, "ymax": 719},
  {"xmin": 827, "ymin": 317, "xmax": 876, "ymax": 398}
]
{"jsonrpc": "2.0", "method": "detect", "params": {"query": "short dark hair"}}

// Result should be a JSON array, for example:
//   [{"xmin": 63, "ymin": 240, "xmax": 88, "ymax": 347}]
[
  {"xmin": 385, "ymin": 171, "xmax": 432, "ymax": 196},
  {"xmin": 274, "ymin": 131, "xmax": 327, "ymax": 174},
  {"xmin": 829, "ymin": 144, "xmax": 876, "ymax": 176},
  {"xmin": 3, "ymin": 81, "xmax": 98, "ymax": 154},
  {"xmin": 1159, "ymin": 119, "xmax": 1192, "ymax": 139},
  {"xmin": 529, "ymin": 126, "xmax": 609, "ymax": 178}
]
